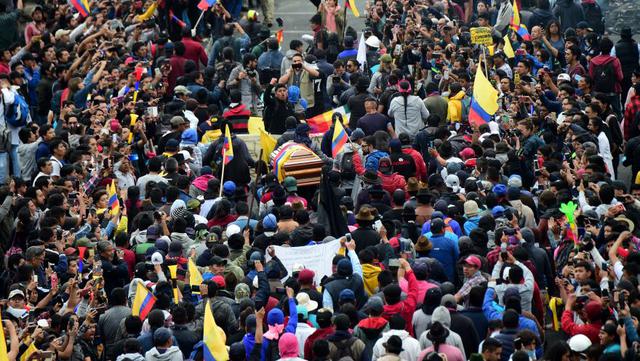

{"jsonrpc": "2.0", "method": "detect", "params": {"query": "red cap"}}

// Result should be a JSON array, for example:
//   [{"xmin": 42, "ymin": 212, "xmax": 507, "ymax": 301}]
[
  {"xmin": 212, "ymin": 275, "xmax": 225, "ymax": 288},
  {"xmin": 464, "ymin": 158, "xmax": 477, "ymax": 168},
  {"xmin": 297, "ymin": 269, "xmax": 315, "ymax": 284},
  {"xmin": 460, "ymin": 147, "xmax": 476, "ymax": 160},
  {"xmin": 463, "ymin": 255, "xmax": 482, "ymax": 268}
]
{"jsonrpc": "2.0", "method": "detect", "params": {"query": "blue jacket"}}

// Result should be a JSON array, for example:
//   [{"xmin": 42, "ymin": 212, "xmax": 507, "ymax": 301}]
[
  {"xmin": 258, "ymin": 50, "xmax": 284, "ymax": 71},
  {"xmin": 428, "ymin": 233, "xmax": 459, "ymax": 280},
  {"xmin": 365, "ymin": 150, "xmax": 389, "ymax": 172},
  {"xmin": 464, "ymin": 216, "xmax": 481, "ymax": 235},
  {"xmin": 24, "ymin": 67, "xmax": 40, "ymax": 107}
]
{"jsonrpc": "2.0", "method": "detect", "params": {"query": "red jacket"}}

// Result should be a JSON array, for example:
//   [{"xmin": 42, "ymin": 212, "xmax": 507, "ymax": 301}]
[
  {"xmin": 561, "ymin": 310, "xmax": 601, "ymax": 344},
  {"xmin": 378, "ymin": 171, "xmax": 407, "ymax": 195},
  {"xmin": 223, "ymin": 104, "xmax": 251, "ymax": 132},
  {"xmin": 304, "ymin": 326, "xmax": 335, "ymax": 360},
  {"xmin": 402, "ymin": 148, "xmax": 427, "ymax": 181},
  {"xmin": 181, "ymin": 37, "xmax": 209, "ymax": 69},
  {"xmin": 589, "ymin": 55, "xmax": 624, "ymax": 93},
  {"xmin": 352, "ymin": 148, "xmax": 366, "ymax": 176},
  {"xmin": 382, "ymin": 269, "xmax": 419, "ymax": 336}
]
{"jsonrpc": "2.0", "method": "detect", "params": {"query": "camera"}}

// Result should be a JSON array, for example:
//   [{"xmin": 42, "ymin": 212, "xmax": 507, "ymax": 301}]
[
  {"xmin": 246, "ymin": 69, "xmax": 257, "ymax": 78},
  {"xmin": 333, "ymin": 75, "xmax": 341, "ymax": 83}
]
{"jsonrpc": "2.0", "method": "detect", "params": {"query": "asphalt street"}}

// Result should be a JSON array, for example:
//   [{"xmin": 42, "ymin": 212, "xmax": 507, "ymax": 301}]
[{"xmin": 274, "ymin": 0, "xmax": 366, "ymax": 50}]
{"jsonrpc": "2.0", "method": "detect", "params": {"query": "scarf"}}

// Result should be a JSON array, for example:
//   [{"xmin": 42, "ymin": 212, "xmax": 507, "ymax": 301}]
[{"xmin": 263, "ymin": 324, "xmax": 284, "ymax": 340}]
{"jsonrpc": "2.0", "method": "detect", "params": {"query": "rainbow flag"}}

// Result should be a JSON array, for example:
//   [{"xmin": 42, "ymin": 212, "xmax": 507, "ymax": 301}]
[
  {"xmin": 509, "ymin": 0, "xmax": 531, "ymax": 41},
  {"xmin": 69, "ymin": 0, "xmax": 90, "ymax": 17},
  {"xmin": 306, "ymin": 105, "xmax": 350, "ymax": 134},
  {"xmin": 275, "ymin": 29, "xmax": 284, "ymax": 45},
  {"xmin": 203, "ymin": 300, "xmax": 229, "ymax": 361},
  {"xmin": 132, "ymin": 281, "xmax": 156, "ymax": 320},
  {"xmin": 223, "ymin": 124, "xmax": 234, "ymax": 165},
  {"xmin": 331, "ymin": 117, "xmax": 348, "ymax": 157},
  {"xmin": 197, "ymin": 0, "xmax": 216, "ymax": 11},
  {"xmin": 345, "ymin": 0, "xmax": 360, "ymax": 17},
  {"xmin": 468, "ymin": 64, "xmax": 499, "ymax": 127},
  {"xmin": 108, "ymin": 180, "xmax": 120, "ymax": 216}
]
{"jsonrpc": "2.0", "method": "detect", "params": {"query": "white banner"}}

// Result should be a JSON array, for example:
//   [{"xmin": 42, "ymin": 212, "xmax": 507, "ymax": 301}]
[{"xmin": 267, "ymin": 240, "xmax": 342, "ymax": 284}]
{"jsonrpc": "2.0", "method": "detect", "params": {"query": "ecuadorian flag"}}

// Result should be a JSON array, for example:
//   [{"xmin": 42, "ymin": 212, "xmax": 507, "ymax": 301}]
[
  {"xmin": 108, "ymin": 180, "xmax": 120, "ymax": 216},
  {"xmin": 132, "ymin": 281, "xmax": 156, "ymax": 320},
  {"xmin": 468, "ymin": 65, "xmax": 499, "ymax": 127},
  {"xmin": 223, "ymin": 124, "xmax": 234, "ymax": 164},
  {"xmin": 509, "ymin": 0, "xmax": 531, "ymax": 41},
  {"xmin": 203, "ymin": 300, "xmax": 229, "ymax": 361}
]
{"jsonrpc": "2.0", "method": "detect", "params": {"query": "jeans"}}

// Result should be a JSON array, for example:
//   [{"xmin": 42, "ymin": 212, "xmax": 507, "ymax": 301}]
[
  {"xmin": 0, "ymin": 152, "xmax": 8, "ymax": 185},
  {"xmin": 10, "ymin": 144, "xmax": 19, "ymax": 179}
]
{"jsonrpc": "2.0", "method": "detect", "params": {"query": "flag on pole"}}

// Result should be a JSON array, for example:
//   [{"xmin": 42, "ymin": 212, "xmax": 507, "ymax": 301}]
[
  {"xmin": 468, "ymin": 64, "xmax": 499, "ymax": 127},
  {"xmin": 345, "ymin": 0, "xmax": 360, "ymax": 17},
  {"xmin": 136, "ymin": 1, "xmax": 157, "ymax": 21},
  {"xmin": 259, "ymin": 129, "xmax": 277, "ymax": 163},
  {"xmin": 503, "ymin": 34, "xmax": 515, "ymax": 58},
  {"xmin": 197, "ymin": 0, "xmax": 217, "ymax": 10},
  {"xmin": 69, "ymin": 0, "xmax": 90, "ymax": 17},
  {"xmin": 223, "ymin": 124, "xmax": 234, "ymax": 165},
  {"xmin": 203, "ymin": 300, "xmax": 229, "ymax": 361},
  {"xmin": 331, "ymin": 118, "xmax": 348, "ymax": 158},
  {"xmin": 509, "ymin": 0, "xmax": 531, "ymax": 41},
  {"xmin": 78, "ymin": 246, "xmax": 86, "ymax": 273},
  {"xmin": 188, "ymin": 258, "xmax": 203, "ymax": 293},
  {"xmin": 275, "ymin": 29, "xmax": 284, "ymax": 45},
  {"xmin": 356, "ymin": 33, "xmax": 367, "ymax": 71},
  {"xmin": 169, "ymin": 10, "xmax": 187, "ymax": 28},
  {"xmin": 108, "ymin": 180, "xmax": 120, "ymax": 215},
  {"xmin": 0, "ymin": 316, "xmax": 8, "ymax": 361},
  {"xmin": 132, "ymin": 281, "xmax": 156, "ymax": 320}
]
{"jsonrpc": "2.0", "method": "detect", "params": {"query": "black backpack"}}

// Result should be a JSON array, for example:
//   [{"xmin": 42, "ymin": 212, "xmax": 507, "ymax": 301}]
[
  {"xmin": 582, "ymin": 2, "xmax": 605, "ymax": 35},
  {"xmin": 333, "ymin": 337, "xmax": 357, "ymax": 360},
  {"xmin": 593, "ymin": 61, "xmax": 616, "ymax": 93},
  {"xmin": 340, "ymin": 150, "xmax": 356, "ymax": 180}
]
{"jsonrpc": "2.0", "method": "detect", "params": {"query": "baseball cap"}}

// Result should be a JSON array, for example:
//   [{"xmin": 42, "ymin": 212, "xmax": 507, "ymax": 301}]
[
  {"xmin": 462, "ymin": 255, "xmax": 481, "ymax": 268},
  {"xmin": 153, "ymin": 327, "xmax": 173, "ymax": 345},
  {"xmin": 263, "ymin": 214, "xmax": 277, "ymax": 235},
  {"xmin": 146, "ymin": 225, "xmax": 160, "ymax": 240},
  {"xmin": 8, "ymin": 289, "xmax": 25, "ymax": 299},
  {"xmin": 508, "ymin": 175, "xmax": 522, "ymax": 188},
  {"xmin": 283, "ymin": 176, "xmax": 297, "ymax": 192},
  {"xmin": 209, "ymin": 256, "xmax": 227, "ymax": 266},
  {"xmin": 170, "ymin": 116, "xmax": 187, "ymax": 126},
  {"xmin": 223, "ymin": 181, "xmax": 236, "ymax": 195},
  {"xmin": 445, "ymin": 174, "xmax": 460, "ymax": 193},
  {"xmin": 76, "ymin": 237, "xmax": 97, "ymax": 248},
  {"xmin": 297, "ymin": 269, "xmax": 315, "ymax": 284},
  {"xmin": 151, "ymin": 252, "xmax": 164, "ymax": 265},
  {"xmin": 225, "ymin": 224, "xmax": 241, "ymax": 238},
  {"xmin": 558, "ymin": 73, "xmax": 571, "ymax": 82},
  {"xmin": 339, "ymin": 289, "xmax": 355, "ymax": 302},
  {"xmin": 174, "ymin": 85, "xmax": 192, "ymax": 95}
]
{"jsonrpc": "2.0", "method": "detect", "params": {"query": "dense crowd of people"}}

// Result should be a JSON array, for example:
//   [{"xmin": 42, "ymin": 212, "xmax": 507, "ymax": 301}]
[{"xmin": 0, "ymin": 0, "xmax": 640, "ymax": 360}]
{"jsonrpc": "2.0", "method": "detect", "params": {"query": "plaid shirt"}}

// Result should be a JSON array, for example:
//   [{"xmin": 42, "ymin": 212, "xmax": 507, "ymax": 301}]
[
  {"xmin": 457, "ymin": 271, "xmax": 488, "ymax": 305},
  {"xmin": 624, "ymin": 95, "xmax": 640, "ymax": 141}
]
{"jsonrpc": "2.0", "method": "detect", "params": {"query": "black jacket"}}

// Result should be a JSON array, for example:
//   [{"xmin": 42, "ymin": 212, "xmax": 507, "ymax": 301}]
[
  {"xmin": 449, "ymin": 310, "xmax": 480, "ymax": 359},
  {"xmin": 263, "ymin": 84, "xmax": 295, "ymax": 134},
  {"xmin": 172, "ymin": 324, "xmax": 200, "ymax": 359},
  {"xmin": 351, "ymin": 226, "xmax": 381, "ymax": 254}
]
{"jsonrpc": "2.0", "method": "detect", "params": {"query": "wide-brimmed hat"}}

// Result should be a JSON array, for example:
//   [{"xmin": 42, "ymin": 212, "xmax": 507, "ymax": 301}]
[
  {"xmin": 356, "ymin": 208, "xmax": 374, "ymax": 221},
  {"xmin": 296, "ymin": 292, "xmax": 318, "ymax": 312},
  {"xmin": 426, "ymin": 321, "xmax": 450, "ymax": 343}
]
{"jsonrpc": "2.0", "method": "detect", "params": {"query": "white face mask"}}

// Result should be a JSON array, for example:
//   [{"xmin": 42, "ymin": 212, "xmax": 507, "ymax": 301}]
[{"xmin": 6, "ymin": 306, "xmax": 28, "ymax": 320}]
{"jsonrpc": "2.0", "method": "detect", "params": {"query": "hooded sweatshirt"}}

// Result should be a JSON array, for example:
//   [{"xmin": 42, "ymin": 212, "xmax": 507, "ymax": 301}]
[
  {"xmin": 552, "ymin": 0, "xmax": 585, "ymax": 31},
  {"xmin": 418, "ymin": 306, "xmax": 466, "ymax": 359},
  {"xmin": 382, "ymin": 269, "xmax": 419, "ymax": 336},
  {"xmin": 447, "ymin": 91, "xmax": 466, "ymax": 122},
  {"xmin": 144, "ymin": 346, "xmax": 183, "ymax": 361},
  {"xmin": 116, "ymin": 353, "xmax": 145, "ymax": 361},
  {"xmin": 388, "ymin": 95, "xmax": 430, "ymax": 136},
  {"xmin": 362, "ymin": 263, "xmax": 382, "ymax": 295},
  {"xmin": 372, "ymin": 329, "xmax": 421, "ymax": 361},
  {"xmin": 378, "ymin": 171, "xmax": 407, "ymax": 195},
  {"xmin": 589, "ymin": 54, "xmax": 624, "ymax": 93},
  {"xmin": 354, "ymin": 317, "xmax": 390, "ymax": 357}
]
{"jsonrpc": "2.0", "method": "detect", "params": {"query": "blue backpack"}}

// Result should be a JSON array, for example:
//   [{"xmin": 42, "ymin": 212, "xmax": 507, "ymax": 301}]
[{"xmin": 3, "ymin": 91, "xmax": 29, "ymax": 127}]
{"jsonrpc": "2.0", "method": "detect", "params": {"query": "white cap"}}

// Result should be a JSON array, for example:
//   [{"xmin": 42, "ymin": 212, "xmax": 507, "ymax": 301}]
[
  {"xmin": 365, "ymin": 35, "xmax": 381, "ymax": 48},
  {"xmin": 151, "ymin": 251, "xmax": 164, "ymax": 265},
  {"xmin": 568, "ymin": 334, "xmax": 592, "ymax": 352},
  {"xmin": 292, "ymin": 263, "xmax": 305, "ymax": 273},
  {"xmin": 225, "ymin": 224, "xmax": 241, "ymax": 238},
  {"xmin": 558, "ymin": 73, "xmax": 571, "ymax": 82},
  {"xmin": 445, "ymin": 174, "xmax": 460, "ymax": 193},
  {"xmin": 8, "ymin": 289, "xmax": 25, "ymax": 299}
]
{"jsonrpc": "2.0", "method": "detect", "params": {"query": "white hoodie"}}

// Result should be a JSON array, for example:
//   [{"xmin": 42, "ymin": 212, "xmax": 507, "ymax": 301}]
[
  {"xmin": 144, "ymin": 346, "xmax": 182, "ymax": 361},
  {"xmin": 372, "ymin": 329, "xmax": 421, "ymax": 361}
]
